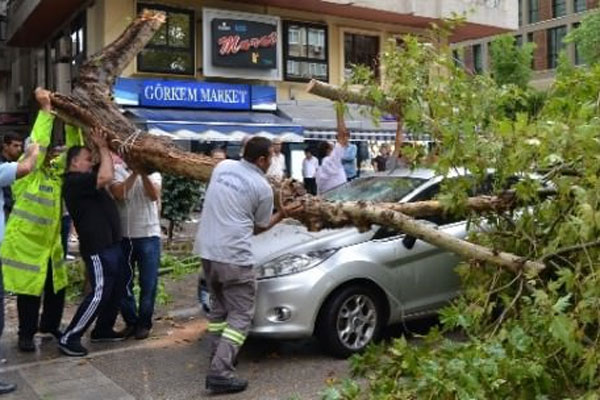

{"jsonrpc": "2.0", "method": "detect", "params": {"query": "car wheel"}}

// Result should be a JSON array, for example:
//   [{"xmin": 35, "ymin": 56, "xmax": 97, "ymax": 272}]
[{"xmin": 317, "ymin": 285, "xmax": 385, "ymax": 358}]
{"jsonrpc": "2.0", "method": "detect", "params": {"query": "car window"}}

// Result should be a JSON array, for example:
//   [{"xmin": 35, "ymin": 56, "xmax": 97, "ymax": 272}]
[{"xmin": 323, "ymin": 176, "xmax": 426, "ymax": 203}]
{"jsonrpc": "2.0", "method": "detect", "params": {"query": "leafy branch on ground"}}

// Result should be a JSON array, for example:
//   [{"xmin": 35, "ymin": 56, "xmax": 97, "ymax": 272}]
[{"xmin": 324, "ymin": 13, "xmax": 600, "ymax": 399}]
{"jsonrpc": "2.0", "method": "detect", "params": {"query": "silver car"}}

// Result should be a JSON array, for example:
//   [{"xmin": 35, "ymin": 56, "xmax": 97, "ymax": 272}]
[{"xmin": 249, "ymin": 168, "xmax": 472, "ymax": 358}]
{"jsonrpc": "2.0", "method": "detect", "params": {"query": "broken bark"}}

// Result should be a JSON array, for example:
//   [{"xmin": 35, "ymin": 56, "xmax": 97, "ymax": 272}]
[{"xmin": 43, "ymin": 10, "xmax": 545, "ymax": 274}]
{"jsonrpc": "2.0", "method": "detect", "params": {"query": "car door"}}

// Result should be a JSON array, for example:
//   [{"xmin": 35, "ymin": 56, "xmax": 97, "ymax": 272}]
[{"xmin": 372, "ymin": 182, "xmax": 465, "ymax": 317}]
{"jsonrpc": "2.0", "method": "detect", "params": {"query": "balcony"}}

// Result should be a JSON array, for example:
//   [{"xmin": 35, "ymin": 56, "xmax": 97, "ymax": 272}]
[
  {"xmin": 6, "ymin": 0, "xmax": 88, "ymax": 47},
  {"xmin": 239, "ymin": 0, "xmax": 518, "ymax": 41}
]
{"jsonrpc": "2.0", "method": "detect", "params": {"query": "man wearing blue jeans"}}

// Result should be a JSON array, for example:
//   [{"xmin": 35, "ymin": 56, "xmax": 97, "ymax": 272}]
[{"xmin": 111, "ymin": 159, "xmax": 161, "ymax": 340}]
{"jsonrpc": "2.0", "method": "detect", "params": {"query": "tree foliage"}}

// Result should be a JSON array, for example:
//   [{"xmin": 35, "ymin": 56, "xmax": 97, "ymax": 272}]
[
  {"xmin": 565, "ymin": 10, "xmax": 600, "ymax": 66},
  {"xmin": 489, "ymin": 34, "xmax": 535, "ymax": 89},
  {"xmin": 327, "ymin": 18, "xmax": 600, "ymax": 399},
  {"xmin": 160, "ymin": 174, "xmax": 203, "ymax": 240}
]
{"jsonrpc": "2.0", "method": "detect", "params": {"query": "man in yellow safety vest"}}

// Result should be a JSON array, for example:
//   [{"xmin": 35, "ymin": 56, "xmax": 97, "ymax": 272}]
[{"xmin": 0, "ymin": 88, "xmax": 83, "ymax": 352}]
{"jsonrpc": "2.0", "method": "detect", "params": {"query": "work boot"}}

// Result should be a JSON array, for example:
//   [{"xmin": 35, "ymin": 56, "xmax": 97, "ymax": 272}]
[
  {"xmin": 58, "ymin": 340, "xmax": 88, "ymax": 357},
  {"xmin": 18, "ymin": 337, "xmax": 35, "ymax": 352},
  {"xmin": 117, "ymin": 325, "xmax": 136, "ymax": 339},
  {"xmin": 0, "ymin": 381, "xmax": 16, "ymax": 395},
  {"xmin": 39, "ymin": 328, "xmax": 63, "ymax": 341},
  {"xmin": 134, "ymin": 326, "xmax": 150, "ymax": 340},
  {"xmin": 205, "ymin": 375, "xmax": 248, "ymax": 394},
  {"xmin": 90, "ymin": 329, "xmax": 126, "ymax": 343}
]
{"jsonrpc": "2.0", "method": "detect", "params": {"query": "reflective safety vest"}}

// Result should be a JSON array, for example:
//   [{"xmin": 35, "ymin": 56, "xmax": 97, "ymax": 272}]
[{"xmin": 1, "ymin": 111, "xmax": 83, "ymax": 296}]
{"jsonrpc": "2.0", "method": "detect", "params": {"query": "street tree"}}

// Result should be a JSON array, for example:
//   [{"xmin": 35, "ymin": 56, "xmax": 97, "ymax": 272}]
[
  {"xmin": 488, "ymin": 34, "xmax": 535, "ymax": 89},
  {"xmin": 33, "ymin": 10, "xmax": 600, "ymax": 397},
  {"xmin": 565, "ymin": 10, "xmax": 600, "ymax": 66}
]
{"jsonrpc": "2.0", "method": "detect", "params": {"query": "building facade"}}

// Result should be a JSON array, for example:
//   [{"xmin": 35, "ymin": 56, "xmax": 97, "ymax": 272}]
[
  {"xmin": 458, "ymin": 0, "xmax": 599, "ymax": 88},
  {"xmin": 2, "ymin": 0, "xmax": 518, "ymax": 176}
]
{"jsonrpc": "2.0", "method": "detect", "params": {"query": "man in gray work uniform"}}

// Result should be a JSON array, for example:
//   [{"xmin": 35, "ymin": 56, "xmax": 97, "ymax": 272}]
[{"xmin": 194, "ymin": 136, "xmax": 298, "ymax": 394}]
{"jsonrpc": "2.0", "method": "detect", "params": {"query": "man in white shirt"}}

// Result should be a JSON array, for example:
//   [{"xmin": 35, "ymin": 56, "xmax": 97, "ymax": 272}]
[
  {"xmin": 266, "ymin": 137, "xmax": 286, "ymax": 180},
  {"xmin": 110, "ymin": 159, "xmax": 162, "ymax": 340},
  {"xmin": 302, "ymin": 148, "xmax": 318, "ymax": 195},
  {"xmin": 316, "ymin": 106, "xmax": 350, "ymax": 194}
]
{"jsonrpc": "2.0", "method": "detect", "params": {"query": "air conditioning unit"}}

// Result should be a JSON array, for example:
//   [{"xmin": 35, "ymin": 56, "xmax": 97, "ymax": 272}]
[
  {"xmin": 15, "ymin": 85, "xmax": 27, "ymax": 108},
  {"xmin": 53, "ymin": 62, "xmax": 71, "ymax": 94},
  {"xmin": 55, "ymin": 36, "xmax": 72, "ymax": 63}
]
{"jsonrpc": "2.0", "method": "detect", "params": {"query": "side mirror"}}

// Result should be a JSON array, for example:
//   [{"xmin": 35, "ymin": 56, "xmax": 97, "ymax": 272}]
[
  {"xmin": 402, "ymin": 235, "xmax": 417, "ymax": 249},
  {"xmin": 401, "ymin": 220, "xmax": 438, "ymax": 250}
]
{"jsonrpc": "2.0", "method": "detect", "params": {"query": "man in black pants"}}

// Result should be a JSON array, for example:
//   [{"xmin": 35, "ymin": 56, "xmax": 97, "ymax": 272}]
[{"xmin": 59, "ymin": 129, "xmax": 127, "ymax": 356}]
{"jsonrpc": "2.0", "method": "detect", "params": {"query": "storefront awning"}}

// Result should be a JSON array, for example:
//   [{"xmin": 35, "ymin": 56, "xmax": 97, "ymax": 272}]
[
  {"xmin": 304, "ymin": 129, "xmax": 397, "ymax": 141},
  {"xmin": 125, "ymin": 108, "xmax": 304, "ymax": 142}
]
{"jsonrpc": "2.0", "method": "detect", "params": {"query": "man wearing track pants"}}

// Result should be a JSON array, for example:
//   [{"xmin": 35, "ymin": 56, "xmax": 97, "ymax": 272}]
[{"xmin": 59, "ymin": 128, "xmax": 127, "ymax": 356}]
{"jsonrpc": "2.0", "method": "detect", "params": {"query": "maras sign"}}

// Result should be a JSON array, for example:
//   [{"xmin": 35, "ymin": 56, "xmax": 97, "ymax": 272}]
[
  {"xmin": 140, "ymin": 80, "xmax": 251, "ymax": 110},
  {"xmin": 211, "ymin": 19, "xmax": 278, "ymax": 69}
]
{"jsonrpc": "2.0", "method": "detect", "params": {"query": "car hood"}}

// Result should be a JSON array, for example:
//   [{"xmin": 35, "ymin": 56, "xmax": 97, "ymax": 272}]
[{"xmin": 252, "ymin": 220, "xmax": 374, "ymax": 265}]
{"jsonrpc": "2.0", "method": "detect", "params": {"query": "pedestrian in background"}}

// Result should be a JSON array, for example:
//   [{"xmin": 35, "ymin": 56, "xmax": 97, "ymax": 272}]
[
  {"xmin": 302, "ymin": 148, "xmax": 318, "ymax": 195},
  {"xmin": 110, "ymin": 160, "xmax": 162, "ymax": 341},
  {"xmin": 341, "ymin": 141, "xmax": 358, "ymax": 181},
  {"xmin": 0, "ymin": 132, "xmax": 23, "ymax": 219},
  {"xmin": 194, "ymin": 137, "xmax": 300, "ymax": 394},
  {"xmin": 59, "ymin": 128, "xmax": 127, "ymax": 356},
  {"xmin": 1, "ymin": 88, "xmax": 83, "ymax": 353},
  {"xmin": 316, "ymin": 107, "xmax": 350, "ymax": 194},
  {"xmin": 0, "ymin": 136, "xmax": 38, "ymax": 395},
  {"xmin": 266, "ymin": 137, "xmax": 286, "ymax": 180},
  {"xmin": 372, "ymin": 143, "xmax": 390, "ymax": 172}
]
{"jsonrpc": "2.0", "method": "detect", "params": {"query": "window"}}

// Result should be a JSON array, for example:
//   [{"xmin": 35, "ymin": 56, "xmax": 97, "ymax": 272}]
[
  {"xmin": 452, "ymin": 49, "xmax": 461, "ymax": 67},
  {"xmin": 527, "ymin": 32, "xmax": 535, "ymax": 68},
  {"xmin": 473, "ymin": 44, "xmax": 483, "ymax": 74},
  {"xmin": 519, "ymin": 0, "xmax": 523, "ymax": 26},
  {"xmin": 574, "ymin": 0, "xmax": 587, "ymax": 12},
  {"xmin": 344, "ymin": 32, "xmax": 379, "ymax": 79},
  {"xmin": 515, "ymin": 35, "xmax": 523, "ymax": 47},
  {"xmin": 70, "ymin": 13, "xmax": 86, "ymax": 65},
  {"xmin": 553, "ymin": 0, "xmax": 567, "ymax": 18},
  {"xmin": 283, "ymin": 21, "xmax": 328, "ymax": 82},
  {"xmin": 547, "ymin": 25, "xmax": 567, "ymax": 69},
  {"xmin": 573, "ymin": 22, "xmax": 583, "ymax": 65},
  {"xmin": 137, "ymin": 4, "xmax": 194, "ymax": 75},
  {"xmin": 528, "ymin": 0, "xmax": 539, "ymax": 23}
]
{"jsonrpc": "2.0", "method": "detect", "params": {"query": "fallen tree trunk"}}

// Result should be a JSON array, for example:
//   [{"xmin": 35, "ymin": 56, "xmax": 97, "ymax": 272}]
[{"xmin": 44, "ymin": 10, "xmax": 544, "ymax": 274}]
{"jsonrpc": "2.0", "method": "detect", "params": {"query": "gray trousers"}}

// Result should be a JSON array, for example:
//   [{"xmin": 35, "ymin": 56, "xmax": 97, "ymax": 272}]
[{"xmin": 202, "ymin": 259, "xmax": 256, "ymax": 378}]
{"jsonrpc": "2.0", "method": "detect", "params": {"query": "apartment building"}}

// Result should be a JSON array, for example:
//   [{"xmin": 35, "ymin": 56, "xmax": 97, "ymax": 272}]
[
  {"xmin": 2, "ymin": 0, "xmax": 518, "ymax": 176},
  {"xmin": 459, "ymin": 0, "xmax": 599, "ymax": 88}
]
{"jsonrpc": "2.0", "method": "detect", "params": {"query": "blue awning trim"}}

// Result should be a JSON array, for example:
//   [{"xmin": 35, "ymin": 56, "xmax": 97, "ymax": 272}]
[{"xmin": 125, "ymin": 108, "xmax": 303, "ymax": 142}]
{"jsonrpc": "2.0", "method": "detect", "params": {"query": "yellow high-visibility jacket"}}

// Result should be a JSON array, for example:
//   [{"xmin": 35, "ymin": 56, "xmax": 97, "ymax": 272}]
[{"xmin": 1, "ymin": 111, "xmax": 83, "ymax": 296}]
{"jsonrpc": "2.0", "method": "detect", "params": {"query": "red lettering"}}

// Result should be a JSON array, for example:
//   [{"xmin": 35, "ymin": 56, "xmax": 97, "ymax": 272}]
[{"xmin": 217, "ymin": 31, "xmax": 278, "ymax": 56}]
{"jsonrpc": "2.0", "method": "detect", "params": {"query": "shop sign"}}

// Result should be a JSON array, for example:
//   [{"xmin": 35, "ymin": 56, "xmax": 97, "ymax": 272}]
[
  {"xmin": 211, "ymin": 19, "xmax": 277, "ymax": 69},
  {"xmin": 113, "ymin": 78, "xmax": 277, "ymax": 111},
  {"xmin": 140, "ymin": 80, "xmax": 251, "ymax": 110}
]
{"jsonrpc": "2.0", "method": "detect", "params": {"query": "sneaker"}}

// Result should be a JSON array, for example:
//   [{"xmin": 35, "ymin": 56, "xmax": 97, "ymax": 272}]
[
  {"xmin": 90, "ymin": 329, "xmax": 126, "ymax": 343},
  {"xmin": 134, "ymin": 327, "xmax": 150, "ymax": 340},
  {"xmin": 58, "ymin": 340, "xmax": 88, "ymax": 357},
  {"xmin": 205, "ymin": 375, "xmax": 248, "ymax": 394},
  {"xmin": 0, "ymin": 381, "xmax": 16, "ymax": 395},
  {"xmin": 18, "ymin": 337, "xmax": 35, "ymax": 352}
]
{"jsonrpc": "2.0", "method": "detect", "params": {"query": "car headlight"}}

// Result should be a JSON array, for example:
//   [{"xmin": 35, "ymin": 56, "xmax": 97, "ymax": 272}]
[{"xmin": 257, "ymin": 249, "xmax": 338, "ymax": 280}]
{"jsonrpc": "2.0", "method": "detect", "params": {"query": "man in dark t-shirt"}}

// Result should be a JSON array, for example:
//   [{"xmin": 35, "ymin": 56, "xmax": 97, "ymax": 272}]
[{"xmin": 59, "ymin": 128, "xmax": 128, "ymax": 357}]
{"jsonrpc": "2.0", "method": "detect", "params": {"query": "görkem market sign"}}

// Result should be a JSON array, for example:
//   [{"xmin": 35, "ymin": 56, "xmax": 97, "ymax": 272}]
[{"xmin": 140, "ymin": 80, "xmax": 251, "ymax": 110}]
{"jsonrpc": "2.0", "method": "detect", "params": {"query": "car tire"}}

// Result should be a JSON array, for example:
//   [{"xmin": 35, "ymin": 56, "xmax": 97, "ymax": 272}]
[{"xmin": 317, "ymin": 285, "xmax": 385, "ymax": 358}]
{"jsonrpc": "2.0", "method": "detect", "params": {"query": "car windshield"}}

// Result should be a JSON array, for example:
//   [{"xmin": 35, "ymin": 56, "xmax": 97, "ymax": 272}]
[{"xmin": 322, "ymin": 176, "xmax": 426, "ymax": 202}]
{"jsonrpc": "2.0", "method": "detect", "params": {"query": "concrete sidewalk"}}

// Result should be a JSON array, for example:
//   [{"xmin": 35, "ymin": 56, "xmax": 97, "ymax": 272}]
[{"xmin": 0, "ymin": 270, "xmax": 350, "ymax": 399}]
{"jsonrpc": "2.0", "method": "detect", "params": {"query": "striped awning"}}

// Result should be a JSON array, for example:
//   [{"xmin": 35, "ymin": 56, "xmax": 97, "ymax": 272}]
[
  {"xmin": 304, "ymin": 129, "xmax": 397, "ymax": 141},
  {"xmin": 124, "ymin": 108, "xmax": 304, "ymax": 143}
]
